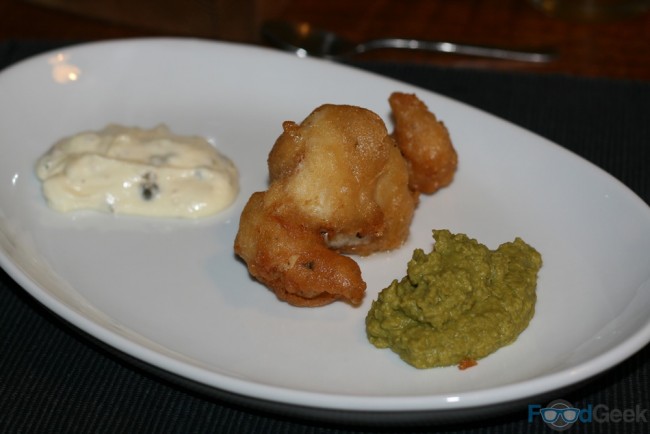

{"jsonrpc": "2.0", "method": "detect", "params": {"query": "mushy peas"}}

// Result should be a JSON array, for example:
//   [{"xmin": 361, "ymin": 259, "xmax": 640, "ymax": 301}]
[{"xmin": 366, "ymin": 229, "xmax": 542, "ymax": 369}]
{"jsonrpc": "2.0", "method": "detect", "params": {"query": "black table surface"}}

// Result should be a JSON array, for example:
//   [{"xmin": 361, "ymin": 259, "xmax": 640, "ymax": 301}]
[{"xmin": 1, "ymin": 40, "xmax": 649, "ymax": 433}]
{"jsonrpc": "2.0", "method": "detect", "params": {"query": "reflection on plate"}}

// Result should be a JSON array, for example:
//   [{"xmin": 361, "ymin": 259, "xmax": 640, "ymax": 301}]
[{"xmin": 0, "ymin": 38, "xmax": 649, "ymax": 422}]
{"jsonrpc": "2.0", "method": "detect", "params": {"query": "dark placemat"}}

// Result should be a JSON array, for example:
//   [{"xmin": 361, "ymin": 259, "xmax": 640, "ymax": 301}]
[{"xmin": 0, "ymin": 40, "xmax": 649, "ymax": 433}]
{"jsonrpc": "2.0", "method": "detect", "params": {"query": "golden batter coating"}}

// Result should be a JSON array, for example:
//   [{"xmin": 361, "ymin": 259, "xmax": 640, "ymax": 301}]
[
  {"xmin": 235, "ymin": 192, "xmax": 367, "ymax": 307},
  {"xmin": 234, "ymin": 94, "xmax": 457, "ymax": 307},
  {"xmin": 267, "ymin": 105, "xmax": 418, "ymax": 255},
  {"xmin": 390, "ymin": 92, "xmax": 458, "ymax": 194}
]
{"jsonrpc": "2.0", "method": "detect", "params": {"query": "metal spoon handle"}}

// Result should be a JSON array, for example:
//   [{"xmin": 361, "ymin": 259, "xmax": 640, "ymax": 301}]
[{"xmin": 356, "ymin": 38, "xmax": 555, "ymax": 63}]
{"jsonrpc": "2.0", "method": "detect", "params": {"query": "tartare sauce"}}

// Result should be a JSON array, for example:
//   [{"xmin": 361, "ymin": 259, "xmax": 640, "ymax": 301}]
[{"xmin": 35, "ymin": 124, "xmax": 239, "ymax": 218}]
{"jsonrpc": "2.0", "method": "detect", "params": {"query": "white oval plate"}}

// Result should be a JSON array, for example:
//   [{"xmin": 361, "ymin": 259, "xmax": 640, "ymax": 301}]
[{"xmin": 1, "ymin": 39, "xmax": 649, "ymax": 419}]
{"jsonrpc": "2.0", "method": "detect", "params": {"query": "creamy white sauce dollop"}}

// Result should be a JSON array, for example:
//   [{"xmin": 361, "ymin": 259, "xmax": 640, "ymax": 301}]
[{"xmin": 35, "ymin": 124, "xmax": 239, "ymax": 218}]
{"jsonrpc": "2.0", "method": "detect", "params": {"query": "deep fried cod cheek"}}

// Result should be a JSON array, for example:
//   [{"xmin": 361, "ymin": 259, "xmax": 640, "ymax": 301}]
[
  {"xmin": 234, "ymin": 192, "xmax": 366, "ymax": 307},
  {"xmin": 234, "ymin": 97, "xmax": 454, "ymax": 308},
  {"xmin": 268, "ymin": 105, "xmax": 417, "ymax": 256},
  {"xmin": 389, "ymin": 92, "xmax": 458, "ymax": 194}
]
